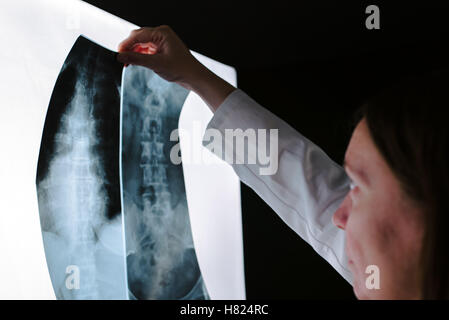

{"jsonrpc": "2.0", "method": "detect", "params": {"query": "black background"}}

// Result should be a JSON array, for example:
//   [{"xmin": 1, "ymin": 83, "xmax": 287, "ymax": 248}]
[{"xmin": 83, "ymin": 0, "xmax": 449, "ymax": 299}]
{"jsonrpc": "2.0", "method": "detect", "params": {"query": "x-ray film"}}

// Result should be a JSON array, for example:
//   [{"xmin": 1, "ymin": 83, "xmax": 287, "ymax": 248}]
[
  {"xmin": 36, "ymin": 36, "xmax": 208, "ymax": 300},
  {"xmin": 121, "ymin": 66, "xmax": 208, "ymax": 300}
]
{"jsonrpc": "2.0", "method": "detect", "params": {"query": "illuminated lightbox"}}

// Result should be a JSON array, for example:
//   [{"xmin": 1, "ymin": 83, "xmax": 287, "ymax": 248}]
[{"xmin": 0, "ymin": 0, "xmax": 244, "ymax": 299}]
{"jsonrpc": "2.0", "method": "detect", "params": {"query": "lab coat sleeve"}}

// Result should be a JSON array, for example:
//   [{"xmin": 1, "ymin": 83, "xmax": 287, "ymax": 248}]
[{"xmin": 201, "ymin": 89, "xmax": 353, "ymax": 284}]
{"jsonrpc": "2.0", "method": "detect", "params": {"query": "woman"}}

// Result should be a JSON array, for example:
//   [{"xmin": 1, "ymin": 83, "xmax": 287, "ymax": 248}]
[{"xmin": 117, "ymin": 26, "xmax": 449, "ymax": 299}]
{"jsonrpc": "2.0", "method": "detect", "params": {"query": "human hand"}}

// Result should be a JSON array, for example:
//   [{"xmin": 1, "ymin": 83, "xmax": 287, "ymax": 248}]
[
  {"xmin": 117, "ymin": 25, "xmax": 204, "ymax": 90},
  {"xmin": 117, "ymin": 25, "xmax": 235, "ymax": 111}
]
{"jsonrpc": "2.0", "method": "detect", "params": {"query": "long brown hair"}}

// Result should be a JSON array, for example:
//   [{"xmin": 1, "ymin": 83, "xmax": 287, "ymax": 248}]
[{"xmin": 356, "ymin": 68, "xmax": 449, "ymax": 299}]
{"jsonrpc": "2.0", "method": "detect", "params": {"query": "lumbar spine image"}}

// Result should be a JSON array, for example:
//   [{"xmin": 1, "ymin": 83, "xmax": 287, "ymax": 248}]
[{"xmin": 136, "ymin": 95, "xmax": 176, "ymax": 297}]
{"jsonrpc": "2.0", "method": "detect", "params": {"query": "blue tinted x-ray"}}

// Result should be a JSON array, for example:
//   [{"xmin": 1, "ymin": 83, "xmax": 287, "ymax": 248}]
[
  {"xmin": 121, "ymin": 66, "xmax": 209, "ymax": 300},
  {"xmin": 36, "ymin": 36, "xmax": 208, "ymax": 300}
]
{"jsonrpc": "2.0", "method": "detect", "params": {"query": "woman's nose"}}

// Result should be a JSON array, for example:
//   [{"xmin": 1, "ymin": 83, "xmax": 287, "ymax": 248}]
[{"xmin": 332, "ymin": 193, "xmax": 351, "ymax": 230}]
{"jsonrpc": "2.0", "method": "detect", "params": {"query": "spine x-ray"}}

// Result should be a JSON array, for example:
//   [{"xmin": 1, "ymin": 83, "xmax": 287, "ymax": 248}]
[{"xmin": 36, "ymin": 36, "xmax": 209, "ymax": 300}]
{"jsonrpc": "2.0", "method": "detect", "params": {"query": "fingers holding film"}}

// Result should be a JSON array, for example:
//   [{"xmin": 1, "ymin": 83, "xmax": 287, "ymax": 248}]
[{"xmin": 118, "ymin": 27, "xmax": 157, "ymax": 52}]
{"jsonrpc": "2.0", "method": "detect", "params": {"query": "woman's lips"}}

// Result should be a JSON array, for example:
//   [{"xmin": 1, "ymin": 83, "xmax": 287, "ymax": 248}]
[
  {"xmin": 346, "ymin": 249, "xmax": 354, "ymax": 266},
  {"xmin": 345, "ymin": 241, "xmax": 353, "ymax": 265},
  {"xmin": 347, "ymin": 259, "xmax": 355, "ymax": 273},
  {"xmin": 345, "ymin": 247, "xmax": 352, "ymax": 263}
]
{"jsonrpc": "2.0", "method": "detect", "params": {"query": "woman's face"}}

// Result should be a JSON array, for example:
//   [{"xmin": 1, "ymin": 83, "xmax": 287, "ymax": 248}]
[{"xmin": 333, "ymin": 118, "xmax": 424, "ymax": 299}]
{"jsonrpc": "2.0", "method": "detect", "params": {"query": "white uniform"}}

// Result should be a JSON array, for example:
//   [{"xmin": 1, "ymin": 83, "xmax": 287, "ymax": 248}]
[{"xmin": 201, "ymin": 89, "xmax": 353, "ymax": 284}]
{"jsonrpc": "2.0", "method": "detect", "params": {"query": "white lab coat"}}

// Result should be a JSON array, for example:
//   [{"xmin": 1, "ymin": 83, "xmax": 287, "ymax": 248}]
[{"xmin": 201, "ymin": 89, "xmax": 353, "ymax": 284}]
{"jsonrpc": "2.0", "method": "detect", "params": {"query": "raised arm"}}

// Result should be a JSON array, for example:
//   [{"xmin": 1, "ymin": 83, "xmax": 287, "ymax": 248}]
[
  {"xmin": 202, "ymin": 89, "xmax": 353, "ymax": 283},
  {"xmin": 118, "ymin": 25, "xmax": 353, "ymax": 283}
]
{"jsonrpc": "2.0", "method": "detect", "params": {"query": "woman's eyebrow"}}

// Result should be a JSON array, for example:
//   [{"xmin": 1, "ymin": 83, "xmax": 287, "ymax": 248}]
[{"xmin": 343, "ymin": 159, "xmax": 370, "ymax": 186}]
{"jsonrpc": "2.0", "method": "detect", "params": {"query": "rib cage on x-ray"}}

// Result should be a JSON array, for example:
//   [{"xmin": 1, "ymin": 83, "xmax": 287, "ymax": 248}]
[{"xmin": 36, "ymin": 36, "xmax": 208, "ymax": 300}]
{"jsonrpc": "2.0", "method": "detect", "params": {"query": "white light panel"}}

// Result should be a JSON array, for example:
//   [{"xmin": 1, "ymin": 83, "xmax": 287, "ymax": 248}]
[{"xmin": 0, "ymin": 0, "xmax": 244, "ymax": 299}]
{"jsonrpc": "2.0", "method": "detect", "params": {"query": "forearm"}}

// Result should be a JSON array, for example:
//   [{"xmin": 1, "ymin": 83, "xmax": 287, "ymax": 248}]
[{"xmin": 180, "ymin": 59, "xmax": 236, "ymax": 113}]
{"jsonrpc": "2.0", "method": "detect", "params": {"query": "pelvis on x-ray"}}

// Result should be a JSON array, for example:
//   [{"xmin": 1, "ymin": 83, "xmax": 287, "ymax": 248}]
[{"xmin": 36, "ymin": 36, "xmax": 209, "ymax": 300}]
